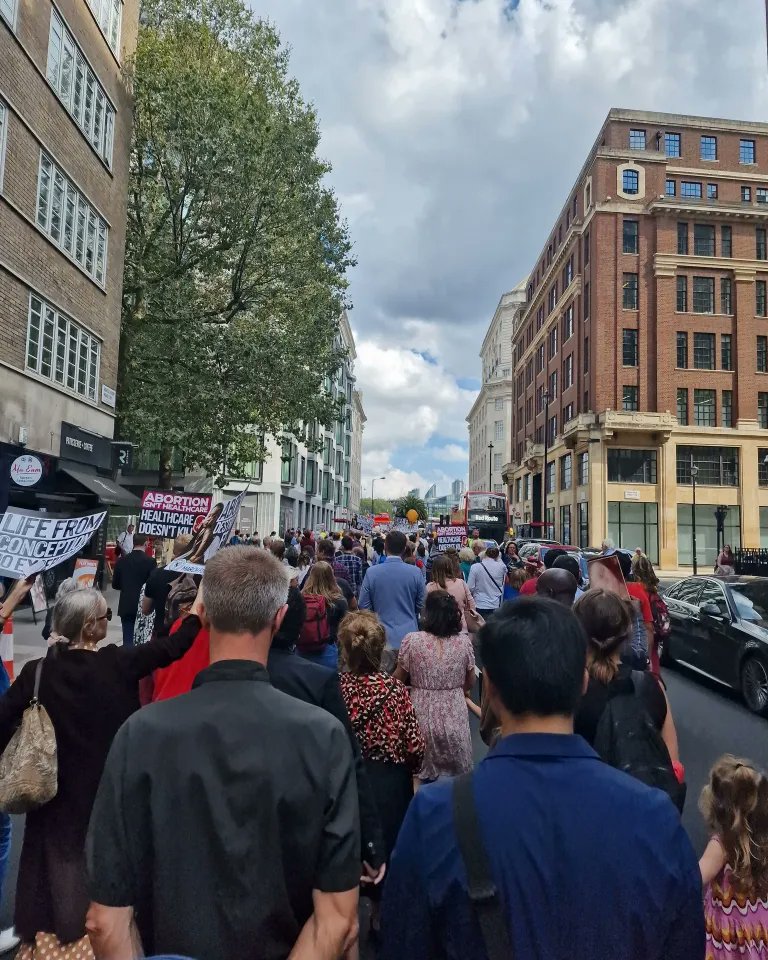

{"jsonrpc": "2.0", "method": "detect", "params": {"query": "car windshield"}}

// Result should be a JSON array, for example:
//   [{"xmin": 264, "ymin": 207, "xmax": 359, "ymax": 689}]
[{"xmin": 729, "ymin": 582, "xmax": 768, "ymax": 626}]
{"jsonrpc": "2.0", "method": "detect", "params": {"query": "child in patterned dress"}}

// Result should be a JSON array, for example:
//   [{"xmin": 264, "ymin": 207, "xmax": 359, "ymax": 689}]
[{"xmin": 700, "ymin": 755, "xmax": 768, "ymax": 960}]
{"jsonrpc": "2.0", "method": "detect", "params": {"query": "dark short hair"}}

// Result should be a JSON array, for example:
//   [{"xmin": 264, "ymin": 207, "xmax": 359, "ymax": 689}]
[
  {"xmin": 317, "ymin": 539, "xmax": 335, "ymax": 559},
  {"xmin": 385, "ymin": 530, "xmax": 407, "ymax": 556},
  {"xmin": 480, "ymin": 597, "xmax": 587, "ymax": 717},
  {"xmin": 421, "ymin": 589, "xmax": 462, "ymax": 638},
  {"xmin": 552, "ymin": 553, "xmax": 581, "ymax": 584},
  {"xmin": 616, "ymin": 550, "xmax": 633, "ymax": 580},
  {"xmin": 544, "ymin": 547, "xmax": 567, "ymax": 569},
  {"xmin": 272, "ymin": 587, "xmax": 307, "ymax": 650},
  {"xmin": 341, "ymin": 536, "xmax": 354, "ymax": 551},
  {"xmin": 485, "ymin": 545, "xmax": 500, "ymax": 560},
  {"xmin": 133, "ymin": 533, "xmax": 147, "ymax": 547}
]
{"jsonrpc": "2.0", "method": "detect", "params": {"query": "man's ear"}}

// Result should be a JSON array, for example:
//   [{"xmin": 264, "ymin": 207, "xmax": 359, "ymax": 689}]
[
  {"xmin": 582, "ymin": 666, "xmax": 590, "ymax": 696},
  {"xmin": 198, "ymin": 598, "xmax": 210, "ymax": 631},
  {"xmin": 272, "ymin": 604, "xmax": 288, "ymax": 637}
]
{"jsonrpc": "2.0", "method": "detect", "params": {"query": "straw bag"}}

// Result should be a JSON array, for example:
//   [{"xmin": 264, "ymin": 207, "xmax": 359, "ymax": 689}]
[{"xmin": 0, "ymin": 659, "xmax": 57, "ymax": 814}]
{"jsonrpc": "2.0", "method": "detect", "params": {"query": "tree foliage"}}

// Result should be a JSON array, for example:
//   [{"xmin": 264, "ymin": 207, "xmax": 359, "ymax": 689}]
[
  {"xmin": 393, "ymin": 495, "xmax": 428, "ymax": 521},
  {"xmin": 118, "ymin": 0, "xmax": 353, "ymax": 485}
]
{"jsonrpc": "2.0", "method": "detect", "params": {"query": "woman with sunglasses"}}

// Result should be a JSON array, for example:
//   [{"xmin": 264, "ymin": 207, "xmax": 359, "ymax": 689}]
[{"xmin": 0, "ymin": 583, "xmax": 202, "ymax": 960}]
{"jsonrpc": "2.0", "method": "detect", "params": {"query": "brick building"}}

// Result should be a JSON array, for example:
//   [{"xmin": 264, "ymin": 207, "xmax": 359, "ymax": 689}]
[
  {"xmin": 0, "ymin": 0, "xmax": 139, "ymax": 519},
  {"xmin": 505, "ymin": 108, "xmax": 768, "ymax": 568}
]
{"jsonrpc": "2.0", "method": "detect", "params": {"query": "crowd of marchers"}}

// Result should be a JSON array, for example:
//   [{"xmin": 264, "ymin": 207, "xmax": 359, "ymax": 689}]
[{"xmin": 0, "ymin": 527, "xmax": 764, "ymax": 959}]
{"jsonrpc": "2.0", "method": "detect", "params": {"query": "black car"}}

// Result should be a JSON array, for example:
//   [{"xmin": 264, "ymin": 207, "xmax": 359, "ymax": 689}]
[{"xmin": 662, "ymin": 575, "xmax": 768, "ymax": 715}]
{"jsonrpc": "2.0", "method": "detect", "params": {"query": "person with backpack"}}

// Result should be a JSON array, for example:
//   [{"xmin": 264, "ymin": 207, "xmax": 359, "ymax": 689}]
[
  {"xmin": 299, "ymin": 561, "xmax": 348, "ymax": 669},
  {"xmin": 380, "ymin": 597, "xmax": 704, "ymax": 960},
  {"xmin": 631, "ymin": 554, "xmax": 670, "ymax": 677},
  {"xmin": 141, "ymin": 534, "xmax": 194, "ymax": 640},
  {"xmin": 573, "ymin": 589, "xmax": 685, "ymax": 811}
]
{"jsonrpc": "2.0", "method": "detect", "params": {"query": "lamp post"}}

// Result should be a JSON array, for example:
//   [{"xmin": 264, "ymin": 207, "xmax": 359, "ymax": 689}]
[
  {"xmin": 691, "ymin": 457, "xmax": 699, "ymax": 576},
  {"xmin": 488, "ymin": 441, "xmax": 494, "ymax": 492},
  {"xmin": 542, "ymin": 389, "xmax": 550, "ymax": 538},
  {"xmin": 371, "ymin": 476, "xmax": 385, "ymax": 515},
  {"xmin": 715, "ymin": 505, "xmax": 729, "ymax": 558}
]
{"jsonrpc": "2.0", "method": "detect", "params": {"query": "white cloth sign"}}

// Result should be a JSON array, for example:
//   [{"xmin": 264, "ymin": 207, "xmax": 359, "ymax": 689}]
[{"xmin": 0, "ymin": 508, "xmax": 106, "ymax": 579}]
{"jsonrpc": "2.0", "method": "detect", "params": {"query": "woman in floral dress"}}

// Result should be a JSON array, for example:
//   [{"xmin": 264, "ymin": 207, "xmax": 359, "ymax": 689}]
[{"xmin": 395, "ymin": 590, "xmax": 476, "ymax": 783}]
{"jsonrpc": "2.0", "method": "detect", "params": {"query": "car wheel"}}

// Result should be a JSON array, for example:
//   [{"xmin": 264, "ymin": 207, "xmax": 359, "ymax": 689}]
[{"xmin": 741, "ymin": 656, "xmax": 768, "ymax": 716}]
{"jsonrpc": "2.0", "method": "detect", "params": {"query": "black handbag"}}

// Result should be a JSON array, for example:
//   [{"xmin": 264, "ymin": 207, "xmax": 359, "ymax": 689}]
[{"xmin": 452, "ymin": 773, "xmax": 514, "ymax": 960}]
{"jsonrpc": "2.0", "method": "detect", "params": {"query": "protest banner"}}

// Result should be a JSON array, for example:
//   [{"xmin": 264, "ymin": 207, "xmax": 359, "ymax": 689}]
[
  {"xmin": 0, "ymin": 508, "xmax": 106, "ymax": 579},
  {"xmin": 435, "ymin": 525, "xmax": 464, "ymax": 553},
  {"xmin": 138, "ymin": 491, "xmax": 213, "ymax": 540},
  {"xmin": 73, "ymin": 557, "xmax": 100, "ymax": 588},
  {"xmin": 30, "ymin": 575, "xmax": 48, "ymax": 614},
  {"xmin": 165, "ymin": 490, "xmax": 248, "ymax": 574}
]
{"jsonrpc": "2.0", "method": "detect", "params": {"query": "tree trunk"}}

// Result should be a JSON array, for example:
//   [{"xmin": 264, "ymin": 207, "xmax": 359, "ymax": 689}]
[{"xmin": 158, "ymin": 442, "xmax": 173, "ymax": 490}]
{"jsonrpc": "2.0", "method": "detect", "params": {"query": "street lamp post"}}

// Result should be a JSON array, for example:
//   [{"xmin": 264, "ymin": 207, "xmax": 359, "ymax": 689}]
[
  {"xmin": 371, "ymin": 475, "xmax": 385, "ymax": 515},
  {"xmin": 542, "ymin": 390, "xmax": 550, "ymax": 538},
  {"xmin": 488, "ymin": 441, "xmax": 494, "ymax": 492},
  {"xmin": 691, "ymin": 457, "xmax": 699, "ymax": 576}
]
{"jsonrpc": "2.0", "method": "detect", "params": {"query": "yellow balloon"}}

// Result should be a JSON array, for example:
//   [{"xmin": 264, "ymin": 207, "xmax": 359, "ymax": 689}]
[{"xmin": 406, "ymin": 509, "xmax": 419, "ymax": 524}]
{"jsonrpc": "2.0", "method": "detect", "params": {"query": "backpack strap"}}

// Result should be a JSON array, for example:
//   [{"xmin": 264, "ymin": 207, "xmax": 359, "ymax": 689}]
[
  {"xmin": 452, "ymin": 773, "xmax": 514, "ymax": 960},
  {"xmin": 30, "ymin": 657, "xmax": 44, "ymax": 706}
]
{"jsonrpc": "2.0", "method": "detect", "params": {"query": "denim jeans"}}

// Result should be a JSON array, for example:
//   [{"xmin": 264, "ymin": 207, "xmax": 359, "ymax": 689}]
[
  {"xmin": 121, "ymin": 616, "xmax": 136, "ymax": 647},
  {"xmin": 298, "ymin": 642, "xmax": 339, "ymax": 671},
  {"xmin": 0, "ymin": 813, "xmax": 11, "ymax": 905}
]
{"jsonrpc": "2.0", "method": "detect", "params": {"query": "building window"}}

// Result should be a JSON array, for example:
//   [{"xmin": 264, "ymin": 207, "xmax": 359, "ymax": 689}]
[
  {"xmin": 560, "ymin": 454, "xmax": 572, "ymax": 490},
  {"xmin": 622, "ymin": 169, "xmax": 639, "ymax": 195},
  {"xmin": 493, "ymin": 453, "xmax": 502, "ymax": 470},
  {"xmin": 26, "ymin": 294, "xmax": 100, "ymax": 399},
  {"xmin": 622, "ymin": 273, "xmax": 638, "ymax": 310},
  {"xmin": 721, "ymin": 333, "xmax": 733, "ymax": 371},
  {"xmin": 758, "ymin": 280, "xmax": 767, "ymax": 317},
  {"xmin": 584, "ymin": 230, "xmax": 590, "ymax": 264},
  {"xmin": 608, "ymin": 449, "xmax": 657, "ymax": 484},
  {"xmin": 548, "ymin": 415, "xmax": 558, "ymax": 444},
  {"xmin": 583, "ymin": 336, "xmax": 589, "ymax": 373},
  {"xmin": 578, "ymin": 501, "xmax": 589, "ymax": 549},
  {"xmin": 665, "ymin": 179, "xmax": 676, "ymax": 197},
  {"xmin": 623, "ymin": 219, "xmax": 639, "ymax": 254},
  {"xmin": 665, "ymin": 132, "xmax": 681, "ymax": 157},
  {"xmin": 0, "ymin": 0, "xmax": 15, "ymax": 28},
  {"xmin": 622, "ymin": 386, "xmax": 639, "ymax": 411},
  {"xmin": 693, "ymin": 332, "xmax": 715, "ymax": 369},
  {"xmin": 742, "ymin": 186, "xmax": 752, "ymax": 203},
  {"xmin": 0, "ymin": 101, "xmax": 6, "ymax": 190},
  {"xmin": 676, "ymin": 276, "xmax": 688, "ymax": 312},
  {"xmin": 722, "ymin": 390, "xmax": 733, "ymax": 428},
  {"xmin": 608, "ymin": 501, "xmax": 659, "ymax": 564},
  {"xmin": 545, "ymin": 461, "xmax": 555, "ymax": 494},
  {"xmin": 494, "ymin": 398, "xmax": 503, "ymax": 411},
  {"xmin": 563, "ymin": 402, "xmax": 575, "ymax": 423},
  {"xmin": 578, "ymin": 451, "xmax": 589, "ymax": 485},
  {"xmin": 563, "ymin": 304, "xmax": 574, "ymax": 340},
  {"xmin": 306, "ymin": 459, "xmax": 316, "ymax": 493},
  {"xmin": 36, "ymin": 154, "xmax": 108, "ymax": 285},
  {"xmin": 677, "ymin": 222, "xmax": 688, "ymax": 255},
  {"xmin": 84, "ymin": 0, "xmax": 122, "ymax": 55},
  {"xmin": 335, "ymin": 449, "xmax": 343, "ymax": 477},
  {"xmin": 677, "ymin": 388, "xmax": 689, "ymax": 425},
  {"xmin": 694, "ymin": 388, "xmax": 716, "ymax": 426},
  {"xmin": 47, "ymin": 11, "xmax": 115, "ymax": 166},
  {"xmin": 721, "ymin": 225, "xmax": 732, "ymax": 258},
  {"xmin": 560, "ymin": 505, "xmax": 572, "ymax": 545},
  {"xmin": 563, "ymin": 255, "xmax": 574, "ymax": 287},
  {"xmin": 760, "ymin": 450, "xmax": 768, "ymax": 486},
  {"xmin": 692, "ymin": 277, "xmax": 715, "ymax": 313},
  {"xmin": 629, "ymin": 129, "xmax": 646, "ymax": 150},
  {"xmin": 681, "ymin": 181, "xmax": 702, "ymax": 199},
  {"xmin": 707, "ymin": 183, "xmax": 718, "ymax": 201},
  {"xmin": 563, "ymin": 353, "xmax": 574, "ymax": 388},
  {"xmin": 622, "ymin": 329, "xmax": 638, "ymax": 366},
  {"xmin": 676, "ymin": 446, "xmax": 739, "ymax": 485},
  {"xmin": 721, "ymin": 277, "xmax": 732, "ymax": 315},
  {"xmin": 693, "ymin": 224, "xmax": 715, "ymax": 257},
  {"xmin": 759, "ymin": 189, "xmax": 768, "ymax": 205},
  {"xmin": 677, "ymin": 331, "xmax": 688, "ymax": 368},
  {"xmin": 549, "ymin": 370, "xmax": 558, "ymax": 399},
  {"xmin": 761, "ymin": 395, "xmax": 768, "ymax": 429},
  {"xmin": 700, "ymin": 136, "xmax": 717, "ymax": 161},
  {"xmin": 299, "ymin": 456, "xmax": 306, "ymax": 486},
  {"xmin": 753, "ymin": 226, "xmax": 768, "ymax": 262},
  {"xmin": 536, "ymin": 344, "xmax": 545, "ymax": 373},
  {"xmin": 548, "ymin": 327, "xmax": 558, "ymax": 359},
  {"xmin": 584, "ymin": 281, "xmax": 590, "ymax": 319},
  {"xmin": 740, "ymin": 139, "xmax": 756, "ymax": 165},
  {"xmin": 759, "ymin": 335, "xmax": 768, "ymax": 373},
  {"xmin": 322, "ymin": 471, "xmax": 331, "ymax": 501}
]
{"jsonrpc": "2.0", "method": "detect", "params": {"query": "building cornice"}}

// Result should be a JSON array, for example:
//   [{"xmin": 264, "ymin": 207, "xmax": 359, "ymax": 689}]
[
  {"xmin": 607, "ymin": 108, "xmax": 768, "ymax": 137},
  {"xmin": 653, "ymin": 252, "xmax": 766, "ymax": 279}
]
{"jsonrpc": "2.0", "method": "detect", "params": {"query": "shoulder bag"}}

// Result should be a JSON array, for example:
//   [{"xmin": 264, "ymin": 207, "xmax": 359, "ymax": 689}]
[
  {"xmin": 0, "ymin": 658, "xmax": 58, "ymax": 814},
  {"xmin": 478, "ymin": 562, "xmax": 505, "ymax": 607},
  {"xmin": 463, "ymin": 581, "xmax": 485, "ymax": 635},
  {"xmin": 452, "ymin": 772, "xmax": 514, "ymax": 959}
]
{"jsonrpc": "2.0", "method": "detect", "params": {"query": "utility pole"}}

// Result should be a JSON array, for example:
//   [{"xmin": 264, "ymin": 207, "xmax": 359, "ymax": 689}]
[
  {"xmin": 488, "ymin": 441, "xmax": 494, "ymax": 491},
  {"xmin": 691, "ymin": 457, "xmax": 699, "ymax": 576},
  {"xmin": 542, "ymin": 390, "xmax": 550, "ymax": 538},
  {"xmin": 371, "ymin": 475, "xmax": 385, "ymax": 515}
]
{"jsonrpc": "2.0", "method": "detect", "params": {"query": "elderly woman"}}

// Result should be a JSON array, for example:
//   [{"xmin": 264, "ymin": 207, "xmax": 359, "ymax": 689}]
[{"xmin": 0, "ymin": 586, "xmax": 201, "ymax": 960}]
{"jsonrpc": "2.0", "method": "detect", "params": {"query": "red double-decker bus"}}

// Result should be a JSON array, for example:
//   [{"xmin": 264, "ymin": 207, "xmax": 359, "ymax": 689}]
[{"xmin": 450, "ymin": 491, "xmax": 510, "ymax": 544}]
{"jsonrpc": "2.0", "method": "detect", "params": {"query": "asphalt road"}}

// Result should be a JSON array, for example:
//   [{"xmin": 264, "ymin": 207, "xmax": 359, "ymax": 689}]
[{"xmin": 0, "ymin": 660, "xmax": 764, "ymax": 954}]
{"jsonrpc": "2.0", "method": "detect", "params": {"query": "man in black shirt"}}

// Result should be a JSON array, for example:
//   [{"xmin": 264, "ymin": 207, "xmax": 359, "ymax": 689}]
[
  {"xmin": 111, "ymin": 535, "xmax": 156, "ymax": 646},
  {"xmin": 141, "ymin": 534, "xmax": 193, "ymax": 638},
  {"xmin": 87, "ymin": 546, "xmax": 360, "ymax": 960}
]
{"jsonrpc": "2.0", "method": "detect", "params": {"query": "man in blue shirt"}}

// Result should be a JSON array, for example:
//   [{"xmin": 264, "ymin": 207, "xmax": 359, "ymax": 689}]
[
  {"xmin": 359, "ymin": 530, "xmax": 425, "ymax": 657},
  {"xmin": 381, "ymin": 597, "xmax": 704, "ymax": 960}
]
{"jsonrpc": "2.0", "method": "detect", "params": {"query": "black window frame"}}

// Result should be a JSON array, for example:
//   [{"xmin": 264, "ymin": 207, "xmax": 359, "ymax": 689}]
[
  {"xmin": 707, "ymin": 183, "xmax": 718, "ymax": 201},
  {"xmin": 622, "ymin": 385, "xmax": 639, "ymax": 411},
  {"xmin": 721, "ymin": 277, "xmax": 732, "ymax": 315},
  {"xmin": 622, "ymin": 328, "xmax": 639, "ymax": 366},
  {"xmin": 664, "ymin": 132, "xmax": 681, "ymax": 158},
  {"xmin": 622, "ymin": 169, "xmax": 639, "ymax": 195},
  {"xmin": 676, "ymin": 446, "xmax": 740, "ymax": 486},
  {"xmin": 681, "ymin": 181, "xmax": 702, "ymax": 199},
  {"xmin": 740, "ymin": 139, "xmax": 756, "ymax": 165},
  {"xmin": 607, "ymin": 448, "xmax": 657, "ymax": 484},
  {"xmin": 742, "ymin": 186, "xmax": 752, "ymax": 203},
  {"xmin": 693, "ymin": 223, "xmax": 715, "ymax": 257},
  {"xmin": 676, "ymin": 275, "xmax": 688, "ymax": 312},
  {"xmin": 676, "ymin": 331, "xmax": 688, "ymax": 368},
  {"xmin": 622, "ymin": 219, "xmax": 639, "ymax": 254},
  {"xmin": 629, "ymin": 129, "xmax": 646, "ymax": 150},
  {"xmin": 761, "ymin": 393, "xmax": 768, "ymax": 429},
  {"xmin": 722, "ymin": 389, "xmax": 733, "ymax": 428},
  {"xmin": 758, "ymin": 280, "xmax": 767, "ymax": 318},
  {"xmin": 677, "ymin": 387, "xmax": 689, "ymax": 425},
  {"xmin": 622, "ymin": 272, "xmax": 639, "ymax": 310},
  {"xmin": 677, "ymin": 222, "xmax": 688, "ymax": 255},
  {"xmin": 693, "ymin": 388, "xmax": 716, "ymax": 426},
  {"xmin": 700, "ymin": 136, "xmax": 717, "ymax": 161},
  {"xmin": 721, "ymin": 333, "xmax": 732, "ymax": 371},
  {"xmin": 665, "ymin": 179, "xmax": 676, "ymax": 197},
  {"xmin": 693, "ymin": 332, "xmax": 716, "ymax": 369},
  {"xmin": 757, "ymin": 228, "xmax": 767, "ymax": 261},
  {"xmin": 759, "ymin": 335, "xmax": 768, "ymax": 373},
  {"xmin": 692, "ymin": 276, "xmax": 715, "ymax": 314},
  {"xmin": 560, "ymin": 454, "xmax": 572, "ymax": 490},
  {"xmin": 721, "ymin": 225, "xmax": 732, "ymax": 258}
]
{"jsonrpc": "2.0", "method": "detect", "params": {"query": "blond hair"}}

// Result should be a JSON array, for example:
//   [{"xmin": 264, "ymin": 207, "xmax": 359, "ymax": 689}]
[
  {"xmin": 338, "ymin": 611, "xmax": 386, "ymax": 673},
  {"xmin": 301, "ymin": 561, "xmax": 342, "ymax": 603},
  {"xmin": 700, "ymin": 755, "xmax": 768, "ymax": 898}
]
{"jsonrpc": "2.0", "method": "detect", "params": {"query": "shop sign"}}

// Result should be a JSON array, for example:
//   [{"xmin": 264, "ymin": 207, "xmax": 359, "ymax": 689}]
[
  {"xmin": 59, "ymin": 422, "xmax": 111, "ymax": 471},
  {"xmin": 10, "ymin": 454, "xmax": 43, "ymax": 487},
  {"xmin": 101, "ymin": 385, "xmax": 117, "ymax": 408},
  {"xmin": 624, "ymin": 489, "xmax": 641, "ymax": 500}
]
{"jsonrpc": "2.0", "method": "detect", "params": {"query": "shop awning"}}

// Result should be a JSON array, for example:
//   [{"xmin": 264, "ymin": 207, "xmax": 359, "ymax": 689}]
[{"xmin": 59, "ymin": 466, "xmax": 141, "ymax": 508}]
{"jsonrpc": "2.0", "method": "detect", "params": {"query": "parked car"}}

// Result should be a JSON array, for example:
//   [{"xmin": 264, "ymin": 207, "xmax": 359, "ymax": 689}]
[
  {"xmin": 518, "ymin": 543, "xmax": 590, "ymax": 586},
  {"xmin": 661, "ymin": 575, "xmax": 768, "ymax": 715},
  {"xmin": 513, "ymin": 537, "xmax": 562, "ymax": 551}
]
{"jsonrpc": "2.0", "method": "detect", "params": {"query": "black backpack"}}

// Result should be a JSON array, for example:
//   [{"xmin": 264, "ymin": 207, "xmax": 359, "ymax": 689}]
[{"xmin": 592, "ymin": 671, "xmax": 686, "ymax": 812}]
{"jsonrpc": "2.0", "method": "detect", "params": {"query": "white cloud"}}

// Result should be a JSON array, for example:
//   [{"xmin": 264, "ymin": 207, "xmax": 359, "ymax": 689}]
[
  {"xmin": 432, "ymin": 443, "xmax": 469, "ymax": 462},
  {"xmin": 253, "ymin": 0, "xmax": 768, "ymax": 475}
]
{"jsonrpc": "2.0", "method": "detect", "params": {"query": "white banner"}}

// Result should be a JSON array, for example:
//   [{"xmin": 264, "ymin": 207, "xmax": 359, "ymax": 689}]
[
  {"xmin": 165, "ymin": 489, "xmax": 248, "ymax": 574},
  {"xmin": 0, "ymin": 508, "xmax": 106, "ymax": 579}
]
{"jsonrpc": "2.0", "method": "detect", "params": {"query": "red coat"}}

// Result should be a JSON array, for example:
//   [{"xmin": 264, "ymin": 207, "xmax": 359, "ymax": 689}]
[{"xmin": 152, "ymin": 619, "xmax": 210, "ymax": 701}]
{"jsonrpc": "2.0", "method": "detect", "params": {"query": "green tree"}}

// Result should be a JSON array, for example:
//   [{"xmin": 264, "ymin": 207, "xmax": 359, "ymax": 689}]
[
  {"xmin": 365, "ymin": 497, "xmax": 395, "ymax": 516},
  {"xmin": 119, "ymin": 0, "xmax": 353, "ymax": 486},
  {"xmin": 393, "ymin": 494, "xmax": 428, "ymax": 521}
]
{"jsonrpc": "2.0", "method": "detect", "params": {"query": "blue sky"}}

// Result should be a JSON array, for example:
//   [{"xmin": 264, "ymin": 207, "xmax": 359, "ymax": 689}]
[{"xmin": 253, "ymin": 0, "xmax": 768, "ymax": 499}]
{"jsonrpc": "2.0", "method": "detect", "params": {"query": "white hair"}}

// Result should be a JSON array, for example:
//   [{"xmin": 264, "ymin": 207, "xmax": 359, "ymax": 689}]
[{"xmin": 53, "ymin": 587, "xmax": 104, "ymax": 642}]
